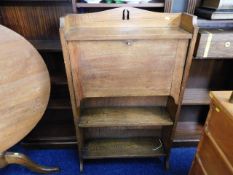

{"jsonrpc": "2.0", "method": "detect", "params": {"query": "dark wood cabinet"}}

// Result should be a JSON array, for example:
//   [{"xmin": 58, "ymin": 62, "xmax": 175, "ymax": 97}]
[{"xmin": 174, "ymin": 0, "xmax": 233, "ymax": 146}]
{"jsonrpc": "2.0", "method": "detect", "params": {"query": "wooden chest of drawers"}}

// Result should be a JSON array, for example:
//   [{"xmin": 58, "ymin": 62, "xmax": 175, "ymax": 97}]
[
  {"xmin": 194, "ymin": 29, "xmax": 233, "ymax": 58},
  {"xmin": 189, "ymin": 91, "xmax": 233, "ymax": 175}
]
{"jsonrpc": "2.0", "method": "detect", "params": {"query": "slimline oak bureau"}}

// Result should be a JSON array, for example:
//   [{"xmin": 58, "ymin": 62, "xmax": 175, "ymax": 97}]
[{"xmin": 60, "ymin": 7, "xmax": 198, "ymax": 172}]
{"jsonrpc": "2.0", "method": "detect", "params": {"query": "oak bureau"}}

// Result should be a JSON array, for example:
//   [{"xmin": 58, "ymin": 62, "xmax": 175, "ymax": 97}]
[{"xmin": 60, "ymin": 7, "xmax": 198, "ymax": 171}]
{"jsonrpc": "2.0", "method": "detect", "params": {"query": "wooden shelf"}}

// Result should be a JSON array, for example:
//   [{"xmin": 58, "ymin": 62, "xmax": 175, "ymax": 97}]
[
  {"xmin": 174, "ymin": 122, "xmax": 203, "ymax": 142},
  {"xmin": 183, "ymin": 88, "xmax": 210, "ymax": 105},
  {"xmin": 82, "ymin": 138, "xmax": 165, "ymax": 159},
  {"xmin": 22, "ymin": 123, "xmax": 76, "ymax": 148},
  {"xmin": 194, "ymin": 56, "xmax": 233, "ymax": 60},
  {"xmin": 29, "ymin": 40, "xmax": 61, "ymax": 51},
  {"xmin": 79, "ymin": 107, "xmax": 173, "ymax": 128},
  {"xmin": 48, "ymin": 99, "xmax": 71, "ymax": 109},
  {"xmin": 65, "ymin": 27, "xmax": 192, "ymax": 40},
  {"xmin": 76, "ymin": 2, "xmax": 164, "ymax": 8}
]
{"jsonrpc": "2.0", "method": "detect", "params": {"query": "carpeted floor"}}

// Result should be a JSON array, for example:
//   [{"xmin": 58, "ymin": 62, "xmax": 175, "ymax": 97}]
[{"xmin": 0, "ymin": 146, "xmax": 196, "ymax": 175}]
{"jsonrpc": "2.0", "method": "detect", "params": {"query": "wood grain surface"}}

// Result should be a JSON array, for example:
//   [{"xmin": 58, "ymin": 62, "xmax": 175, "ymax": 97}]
[
  {"xmin": 69, "ymin": 39, "xmax": 186, "ymax": 99},
  {"xmin": 196, "ymin": 132, "xmax": 233, "ymax": 175},
  {"xmin": 195, "ymin": 29, "xmax": 233, "ymax": 58},
  {"xmin": 189, "ymin": 91, "xmax": 233, "ymax": 175},
  {"xmin": 60, "ymin": 8, "xmax": 197, "ymax": 170},
  {"xmin": 79, "ymin": 107, "xmax": 173, "ymax": 127},
  {"xmin": 62, "ymin": 7, "xmax": 182, "ymax": 30},
  {"xmin": 0, "ymin": 25, "xmax": 50, "ymax": 152},
  {"xmin": 207, "ymin": 104, "xmax": 233, "ymax": 168},
  {"xmin": 82, "ymin": 138, "xmax": 165, "ymax": 159},
  {"xmin": 210, "ymin": 91, "xmax": 233, "ymax": 117},
  {"xmin": 190, "ymin": 156, "xmax": 207, "ymax": 175}
]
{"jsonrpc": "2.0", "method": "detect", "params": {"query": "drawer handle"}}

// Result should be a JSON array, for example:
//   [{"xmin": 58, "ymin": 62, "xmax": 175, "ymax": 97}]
[
  {"xmin": 215, "ymin": 107, "xmax": 220, "ymax": 112},
  {"xmin": 225, "ymin": 41, "xmax": 231, "ymax": 48}
]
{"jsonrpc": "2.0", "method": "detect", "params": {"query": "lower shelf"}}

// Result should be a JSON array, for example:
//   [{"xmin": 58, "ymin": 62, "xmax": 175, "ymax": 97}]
[{"xmin": 82, "ymin": 138, "xmax": 165, "ymax": 159}]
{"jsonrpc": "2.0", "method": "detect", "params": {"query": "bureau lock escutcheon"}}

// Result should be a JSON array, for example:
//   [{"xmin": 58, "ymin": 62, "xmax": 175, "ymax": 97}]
[{"xmin": 126, "ymin": 40, "xmax": 132, "ymax": 46}]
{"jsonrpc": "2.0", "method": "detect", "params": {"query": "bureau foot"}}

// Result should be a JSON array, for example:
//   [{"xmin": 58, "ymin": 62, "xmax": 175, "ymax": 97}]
[
  {"xmin": 0, "ymin": 152, "xmax": 59, "ymax": 174},
  {"xmin": 79, "ymin": 159, "xmax": 83, "ymax": 172},
  {"xmin": 164, "ymin": 156, "xmax": 170, "ymax": 170}
]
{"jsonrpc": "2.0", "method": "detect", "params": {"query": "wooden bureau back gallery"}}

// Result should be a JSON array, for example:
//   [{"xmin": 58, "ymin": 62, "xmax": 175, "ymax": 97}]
[{"xmin": 60, "ymin": 7, "xmax": 198, "ymax": 172}]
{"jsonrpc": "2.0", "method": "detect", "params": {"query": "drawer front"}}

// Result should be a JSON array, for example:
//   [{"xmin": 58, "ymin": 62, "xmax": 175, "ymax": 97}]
[
  {"xmin": 207, "ymin": 105, "xmax": 233, "ymax": 167},
  {"xmin": 198, "ymin": 132, "xmax": 232, "ymax": 175},
  {"xmin": 195, "ymin": 30, "xmax": 233, "ymax": 58},
  {"xmin": 70, "ymin": 39, "xmax": 188, "ymax": 98},
  {"xmin": 189, "ymin": 157, "xmax": 206, "ymax": 175}
]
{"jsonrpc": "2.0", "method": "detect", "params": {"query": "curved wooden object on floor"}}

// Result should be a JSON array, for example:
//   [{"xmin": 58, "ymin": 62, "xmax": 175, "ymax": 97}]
[
  {"xmin": 0, "ymin": 25, "xmax": 58, "ymax": 173},
  {"xmin": 0, "ymin": 152, "xmax": 59, "ymax": 173}
]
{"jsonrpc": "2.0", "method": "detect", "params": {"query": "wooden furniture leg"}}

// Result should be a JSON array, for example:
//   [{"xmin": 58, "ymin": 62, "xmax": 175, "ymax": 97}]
[
  {"xmin": 229, "ymin": 91, "xmax": 233, "ymax": 103},
  {"xmin": 0, "ymin": 152, "xmax": 59, "ymax": 174},
  {"xmin": 164, "ymin": 155, "xmax": 170, "ymax": 170},
  {"xmin": 78, "ymin": 128, "xmax": 84, "ymax": 172}
]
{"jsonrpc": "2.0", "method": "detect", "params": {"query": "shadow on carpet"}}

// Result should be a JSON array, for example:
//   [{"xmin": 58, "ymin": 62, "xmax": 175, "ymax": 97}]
[{"xmin": 0, "ymin": 146, "xmax": 196, "ymax": 175}]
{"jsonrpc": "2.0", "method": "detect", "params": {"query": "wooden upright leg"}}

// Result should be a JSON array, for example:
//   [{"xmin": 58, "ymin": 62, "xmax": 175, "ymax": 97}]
[
  {"xmin": 79, "ymin": 158, "xmax": 83, "ymax": 173},
  {"xmin": 0, "ymin": 152, "xmax": 59, "ymax": 174},
  {"xmin": 164, "ymin": 155, "xmax": 170, "ymax": 170},
  {"xmin": 78, "ymin": 128, "xmax": 84, "ymax": 172}
]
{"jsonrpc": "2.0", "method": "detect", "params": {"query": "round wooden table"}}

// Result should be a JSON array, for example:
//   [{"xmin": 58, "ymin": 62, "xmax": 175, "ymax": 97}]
[{"xmin": 0, "ymin": 25, "xmax": 58, "ymax": 173}]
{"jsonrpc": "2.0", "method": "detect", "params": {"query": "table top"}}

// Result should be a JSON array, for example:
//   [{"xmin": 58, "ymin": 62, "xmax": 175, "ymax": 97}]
[{"xmin": 0, "ymin": 25, "xmax": 50, "ymax": 152}]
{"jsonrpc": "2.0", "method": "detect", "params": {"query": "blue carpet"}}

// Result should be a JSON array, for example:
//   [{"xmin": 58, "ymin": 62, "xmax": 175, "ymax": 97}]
[{"xmin": 0, "ymin": 146, "xmax": 196, "ymax": 175}]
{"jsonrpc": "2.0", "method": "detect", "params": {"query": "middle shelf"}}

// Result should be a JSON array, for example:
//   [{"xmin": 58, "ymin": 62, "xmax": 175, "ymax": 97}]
[{"xmin": 79, "ymin": 107, "xmax": 173, "ymax": 128}]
